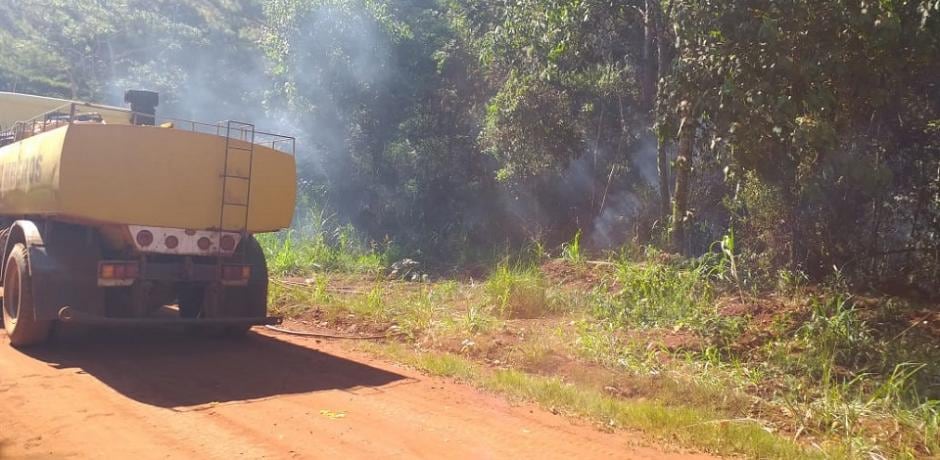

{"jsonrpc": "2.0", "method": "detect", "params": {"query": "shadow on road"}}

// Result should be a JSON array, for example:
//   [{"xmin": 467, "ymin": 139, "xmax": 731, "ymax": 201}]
[{"xmin": 23, "ymin": 328, "xmax": 407, "ymax": 408}]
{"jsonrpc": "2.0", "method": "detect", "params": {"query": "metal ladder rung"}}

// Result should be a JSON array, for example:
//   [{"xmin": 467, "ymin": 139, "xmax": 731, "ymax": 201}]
[{"xmin": 219, "ymin": 120, "xmax": 255, "ymax": 250}]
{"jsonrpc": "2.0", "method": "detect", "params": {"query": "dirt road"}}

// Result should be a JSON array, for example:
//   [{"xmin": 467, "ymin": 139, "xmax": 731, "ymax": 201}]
[{"xmin": 0, "ymin": 328, "xmax": 709, "ymax": 459}]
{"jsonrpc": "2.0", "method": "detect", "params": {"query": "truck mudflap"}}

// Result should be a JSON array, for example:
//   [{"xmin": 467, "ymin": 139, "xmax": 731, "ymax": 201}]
[{"xmin": 57, "ymin": 306, "xmax": 281, "ymax": 326}]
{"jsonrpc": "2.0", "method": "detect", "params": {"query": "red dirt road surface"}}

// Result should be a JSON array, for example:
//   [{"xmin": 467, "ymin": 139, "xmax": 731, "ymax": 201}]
[{"xmin": 0, "ymin": 329, "xmax": 712, "ymax": 459}]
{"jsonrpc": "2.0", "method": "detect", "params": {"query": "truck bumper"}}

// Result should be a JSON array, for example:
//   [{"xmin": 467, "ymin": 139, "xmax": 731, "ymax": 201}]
[
  {"xmin": 97, "ymin": 260, "xmax": 251, "ymax": 287},
  {"xmin": 57, "ymin": 306, "xmax": 281, "ymax": 326}
]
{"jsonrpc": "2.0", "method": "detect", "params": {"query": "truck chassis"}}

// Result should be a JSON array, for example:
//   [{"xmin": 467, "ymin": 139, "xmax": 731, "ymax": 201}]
[{"xmin": 0, "ymin": 219, "xmax": 278, "ymax": 346}]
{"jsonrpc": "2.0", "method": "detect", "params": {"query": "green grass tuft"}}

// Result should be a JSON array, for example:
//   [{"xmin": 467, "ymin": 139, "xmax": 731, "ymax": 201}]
[
  {"xmin": 561, "ymin": 229, "xmax": 584, "ymax": 265},
  {"xmin": 257, "ymin": 228, "xmax": 388, "ymax": 276},
  {"xmin": 598, "ymin": 256, "xmax": 715, "ymax": 330},
  {"xmin": 484, "ymin": 262, "xmax": 549, "ymax": 318}
]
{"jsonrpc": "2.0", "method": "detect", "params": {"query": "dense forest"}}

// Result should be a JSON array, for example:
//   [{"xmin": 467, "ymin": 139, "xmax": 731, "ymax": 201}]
[{"xmin": 2, "ymin": 0, "xmax": 938, "ymax": 296}]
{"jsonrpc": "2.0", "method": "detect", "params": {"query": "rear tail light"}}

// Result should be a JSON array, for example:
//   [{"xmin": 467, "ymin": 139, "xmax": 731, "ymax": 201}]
[
  {"xmin": 99, "ymin": 262, "xmax": 140, "ymax": 280},
  {"xmin": 136, "ymin": 230, "xmax": 154, "ymax": 247},
  {"xmin": 222, "ymin": 265, "xmax": 251, "ymax": 281}
]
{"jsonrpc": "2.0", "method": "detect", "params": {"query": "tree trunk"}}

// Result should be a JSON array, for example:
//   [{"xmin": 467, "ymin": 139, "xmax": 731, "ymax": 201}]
[
  {"xmin": 657, "ymin": 129, "xmax": 670, "ymax": 221},
  {"xmin": 670, "ymin": 101, "xmax": 694, "ymax": 253},
  {"xmin": 641, "ymin": 0, "xmax": 658, "ymax": 111},
  {"xmin": 652, "ymin": 0, "xmax": 671, "ymax": 222}
]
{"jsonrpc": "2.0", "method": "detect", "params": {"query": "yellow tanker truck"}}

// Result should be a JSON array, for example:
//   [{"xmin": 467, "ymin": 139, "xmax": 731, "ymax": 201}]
[{"xmin": 0, "ymin": 90, "xmax": 296, "ymax": 346}]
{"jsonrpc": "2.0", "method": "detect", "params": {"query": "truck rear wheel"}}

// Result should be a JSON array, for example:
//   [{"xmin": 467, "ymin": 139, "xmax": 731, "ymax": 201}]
[
  {"xmin": 177, "ymin": 236, "xmax": 268, "ymax": 337},
  {"xmin": 219, "ymin": 236, "xmax": 268, "ymax": 337},
  {"xmin": 2, "ymin": 243, "xmax": 52, "ymax": 347}
]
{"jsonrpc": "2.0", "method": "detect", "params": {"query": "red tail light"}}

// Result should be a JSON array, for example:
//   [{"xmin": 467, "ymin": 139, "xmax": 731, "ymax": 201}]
[
  {"xmin": 99, "ymin": 262, "xmax": 140, "ymax": 280},
  {"xmin": 222, "ymin": 265, "xmax": 251, "ymax": 281}
]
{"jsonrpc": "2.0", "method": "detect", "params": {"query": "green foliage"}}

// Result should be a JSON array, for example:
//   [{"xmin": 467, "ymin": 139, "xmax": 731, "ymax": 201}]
[
  {"xmin": 8, "ymin": 2, "xmax": 940, "ymax": 453},
  {"xmin": 268, "ymin": 276, "xmax": 335, "ymax": 317},
  {"xmin": 257, "ymin": 227, "xmax": 387, "ymax": 275},
  {"xmin": 5, "ymin": 0, "xmax": 939, "ymax": 290},
  {"xmin": 560, "ymin": 229, "xmax": 584, "ymax": 265},
  {"xmin": 483, "ymin": 72, "xmax": 583, "ymax": 180},
  {"xmin": 459, "ymin": 302, "xmax": 498, "ymax": 335},
  {"xmin": 0, "ymin": 0, "xmax": 262, "ymax": 118},
  {"xmin": 599, "ymin": 257, "xmax": 715, "ymax": 330},
  {"xmin": 672, "ymin": 0, "xmax": 940, "ymax": 285},
  {"xmin": 571, "ymin": 254, "xmax": 939, "ymax": 456},
  {"xmin": 523, "ymin": 237, "xmax": 549, "ymax": 263},
  {"xmin": 484, "ymin": 262, "xmax": 549, "ymax": 319},
  {"xmin": 796, "ymin": 295, "xmax": 873, "ymax": 379},
  {"xmin": 394, "ymin": 283, "xmax": 462, "ymax": 339}
]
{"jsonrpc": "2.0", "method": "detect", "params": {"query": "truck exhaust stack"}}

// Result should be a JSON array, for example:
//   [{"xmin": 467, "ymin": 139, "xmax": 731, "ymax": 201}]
[{"xmin": 124, "ymin": 90, "xmax": 159, "ymax": 126}]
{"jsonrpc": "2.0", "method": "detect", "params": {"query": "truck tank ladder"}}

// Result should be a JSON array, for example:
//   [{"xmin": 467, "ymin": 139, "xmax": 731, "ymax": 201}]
[{"xmin": 219, "ymin": 120, "xmax": 256, "ymax": 254}]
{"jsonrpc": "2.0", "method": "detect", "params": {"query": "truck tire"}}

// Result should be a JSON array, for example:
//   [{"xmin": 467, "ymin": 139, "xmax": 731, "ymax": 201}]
[
  {"xmin": 220, "ymin": 236, "xmax": 268, "ymax": 337},
  {"xmin": 2, "ymin": 243, "xmax": 52, "ymax": 347},
  {"xmin": 178, "ymin": 237, "xmax": 267, "ymax": 337},
  {"xmin": 177, "ymin": 285, "xmax": 203, "ymax": 319}
]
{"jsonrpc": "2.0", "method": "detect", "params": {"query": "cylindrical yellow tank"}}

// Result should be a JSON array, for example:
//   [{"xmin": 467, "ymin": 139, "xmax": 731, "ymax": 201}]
[{"xmin": 0, "ymin": 122, "xmax": 296, "ymax": 233}]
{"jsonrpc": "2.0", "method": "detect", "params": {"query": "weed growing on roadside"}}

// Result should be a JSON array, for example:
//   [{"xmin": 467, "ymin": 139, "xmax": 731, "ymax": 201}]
[
  {"xmin": 484, "ymin": 263, "xmax": 549, "ymax": 318},
  {"xmin": 596, "ymin": 256, "xmax": 715, "ymax": 330},
  {"xmin": 267, "ymin": 276, "xmax": 340, "ymax": 318},
  {"xmin": 394, "ymin": 283, "xmax": 463, "ymax": 338},
  {"xmin": 561, "ymin": 229, "xmax": 585, "ymax": 265},
  {"xmin": 523, "ymin": 237, "xmax": 549, "ymax": 264},
  {"xmin": 349, "ymin": 284, "xmax": 389, "ymax": 322},
  {"xmin": 457, "ymin": 302, "xmax": 499, "ymax": 335},
  {"xmin": 257, "ymin": 229, "xmax": 388, "ymax": 275}
]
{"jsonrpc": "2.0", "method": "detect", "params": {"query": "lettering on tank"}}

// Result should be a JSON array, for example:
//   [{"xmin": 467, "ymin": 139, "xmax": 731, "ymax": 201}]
[{"xmin": 0, "ymin": 155, "xmax": 43, "ymax": 193}]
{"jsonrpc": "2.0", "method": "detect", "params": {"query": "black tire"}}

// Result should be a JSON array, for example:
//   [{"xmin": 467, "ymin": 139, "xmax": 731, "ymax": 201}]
[
  {"xmin": 177, "ymin": 285, "xmax": 203, "ymax": 319},
  {"xmin": 177, "ymin": 237, "xmax": 268, "ymax": 338},
  {"xmin": 2, "ymin": 243, "xmax": 52, "ymax": 347},
  {"xmin": 220, "ymin": 236, "xmax": 268, "ymax": 337}
]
